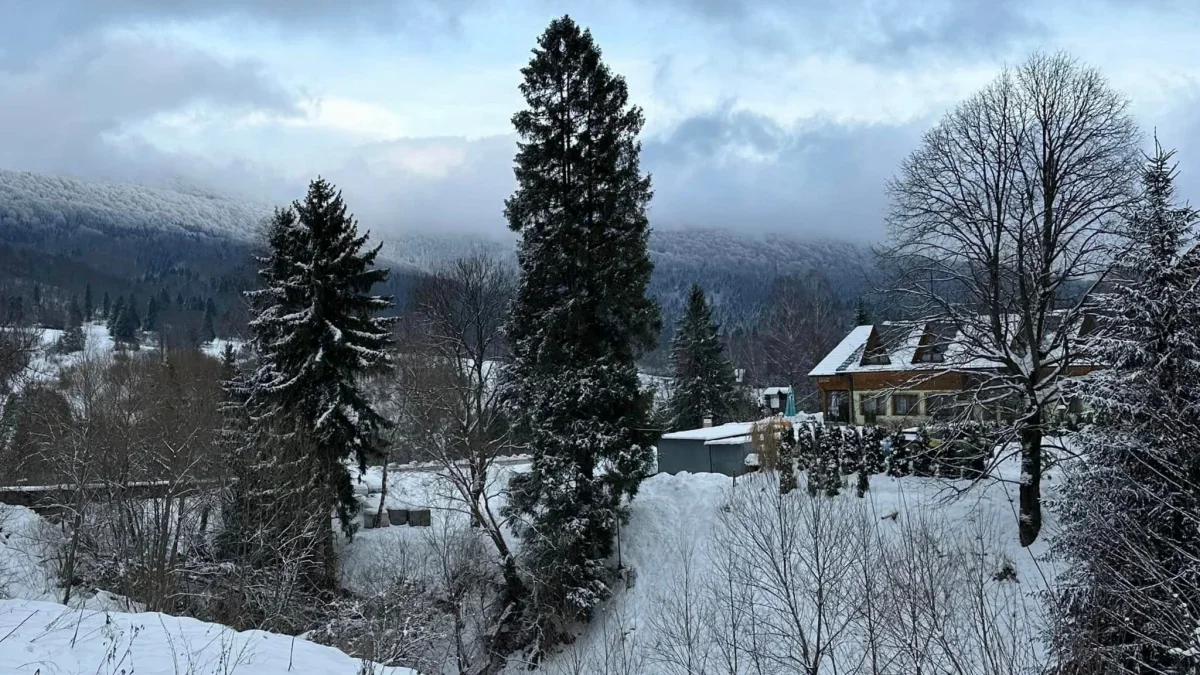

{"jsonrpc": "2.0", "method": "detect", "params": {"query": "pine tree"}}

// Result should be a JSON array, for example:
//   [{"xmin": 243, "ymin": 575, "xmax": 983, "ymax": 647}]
[
  {"xmin": 143, "ymin": 296, "xmax": 158, "ymax": 331},
  {"xmin": 778, "ymin": 421, "xmax": 797, "ymax": 495},
  {"xmin": 67, "ymin": 296, "xmax": 83, "ymax": 327},
  {"xmin": 125, "ymin": 295, "xmax": 140, "ymax": 332},
  {"xmin": 666, "ymin": 284, "xmax": 739, "ymax": 431},
  {"xmin": 101, "ymin": 291, "xmax": 110, "ymax": 320},
  {"xmin": 501, "ymin": 15, "xmax": 661, "ymax": 636},
  {"xmin": 107, "ymin": 295, "xmax": 125, "ymax": 332},
  {"xmin": 220, "ymin": 342, "xmax": 237, "ymax": 377},
  {"xmin": 854, "ymin": 297, "xmax": 871, "ymax": 325},
  {"xmin": 58, "ymin": 296, "xmax": 85, "ymax": 353},
  {"xmin": 235, "ymin": 178, "xmax": 394, "ymax": 546},
  {"xmin": 202, "ymin": 298, "xmax": 217, "ymax": 342},
  {"xmin": 112, "ymin": 296, "xmax": 140, "ymax": 344},
  {"xmin": 1052, "ymin": 141, "xmax": 1200, "ymax": 672},
  {"xmin": 83, "ymin": 283, "xmax": 93, "ymax": 322}
]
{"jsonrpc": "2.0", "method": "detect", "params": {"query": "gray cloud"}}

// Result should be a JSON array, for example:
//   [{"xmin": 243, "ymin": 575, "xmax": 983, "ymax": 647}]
[
  {"xmin": 657, "ymin": 0, "xmax": 1046, "ymax": 62},
  {"xmin": 0, "ymin": 0, "xmax": 479, "ymax": 65},
  {"xmin": 271, "ymin": 108, "xmax": 925, "ymax": 243},
  {"xmin": 644, "ymin": 106, "xmax": 926, "ymax": 240},
  {"xmin": 325, "ymin": 135, "xmax": 518, "ymax": 235},
  {"xmin": 0, "ymin": 33, "xmax": 298, "ymax": 182}
]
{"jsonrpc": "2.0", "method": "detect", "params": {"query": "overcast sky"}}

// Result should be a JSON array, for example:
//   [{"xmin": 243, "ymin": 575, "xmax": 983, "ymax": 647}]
[{"xmin": 3, "ymin": 0, "xmax": 1199, "ymax": 241}]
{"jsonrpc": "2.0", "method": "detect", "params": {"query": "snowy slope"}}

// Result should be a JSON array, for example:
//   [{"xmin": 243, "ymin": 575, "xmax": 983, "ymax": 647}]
[
  {"xmin": 0, "ymin": 599, "xmax": 417, "ymax": 675},
  {"xmin": 528, "ymin": 455, "xmax": 1059, "ymax": 673},
  {"xmin": 0, "ymin": 169, "xmax": 270, "ymax": 243},
  {"xmin": 340, "ymin": 448, "xmax": 1059, "ymax": 673},
  {"xmin": 0, "ymin": 505, "xmax": 62, "ymax": 604}
]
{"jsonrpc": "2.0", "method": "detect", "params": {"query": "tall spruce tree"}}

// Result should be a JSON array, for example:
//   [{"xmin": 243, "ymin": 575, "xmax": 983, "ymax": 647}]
[
  {"xmin": 502, "ymin": 15, "xmax": 660, "ymax": 637},
  {"xmin": 854, "ymin": 297, "xmax": 871, "ymax": 325},
  {"xmin": 83, "ymin": 283, "xmax": 93, "ymax": 322},
  {"xmin": 1052, "ymin": 141, "xmax": 1200, "ymax": 673},
  {"xmin": 666, "ymin": 284, "xmax": 739, "ymax": 431},
  {"xmin": 58, "ymin": 297, "xmax": 85, "ymax": 353},
  {"xmin": 143, "ymin": 297, "xmax": 158, "ymax": 331},
  {"xmin": 68, "ymin": 296, "xmax": 83, "ymax": 327},
  {"xmin": 202, "ymin": 298, "xmax": 217, "ymax": 342},
  {"xmin": 112, "ymin": 295, "xmax": 140, "ymax": 344},
  {"xmin": 107, "ymin": 295, "xmax": 125, "ymax": 332},
  {"xmin": 101, "ymin": 291, "xmax": 110, "ymax": 320},
  {"xmin": 239, "ymin": 178, "xmax": 394, "ymax": 540}
]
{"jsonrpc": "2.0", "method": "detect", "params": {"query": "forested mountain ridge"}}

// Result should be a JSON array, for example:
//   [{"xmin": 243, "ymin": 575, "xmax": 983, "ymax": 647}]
[
  {"xmin": 0, "ymin": 168, "xmax": 876, "ymax": 343},
  {"xmin": 0, "ymin": 169, "xmax": 268, "ymax": 243}
]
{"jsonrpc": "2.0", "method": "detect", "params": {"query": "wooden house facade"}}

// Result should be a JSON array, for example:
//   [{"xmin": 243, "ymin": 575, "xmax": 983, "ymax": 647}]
[{"xmin": 808, "ymin": 320, "xmax": 1100, "ymax": 425}]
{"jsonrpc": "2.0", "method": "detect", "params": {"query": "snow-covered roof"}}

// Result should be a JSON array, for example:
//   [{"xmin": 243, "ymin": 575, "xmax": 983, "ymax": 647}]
[
  {"xmin": 808, "ymin": 316, "xmax": 1096, "ymax": 378},
  {"xmin": 661, "ymin": 422, "xmax": 756, "ymax": 442},
  {"xmin": 705, "ymin": 434, "xmax": 752, "ymax": 446},
  {"xmin": 809, "ymin": 325, "xmax": 874, "ymax": 377}
]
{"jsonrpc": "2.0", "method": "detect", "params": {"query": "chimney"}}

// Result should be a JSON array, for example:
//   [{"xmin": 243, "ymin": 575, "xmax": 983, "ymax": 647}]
[{"xmin": 702, "ymin": 417, "xmax": 713, "ymax": 428}]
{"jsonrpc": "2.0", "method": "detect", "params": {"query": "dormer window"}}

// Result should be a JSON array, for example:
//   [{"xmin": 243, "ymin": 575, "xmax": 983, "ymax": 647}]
[
  {"xmin": 860, "ymin": 326, "xmax": 891, "ymax": 366},
  {"xmin": 916, "ymin": 344, "xmax": 945, "ymax": 362}
]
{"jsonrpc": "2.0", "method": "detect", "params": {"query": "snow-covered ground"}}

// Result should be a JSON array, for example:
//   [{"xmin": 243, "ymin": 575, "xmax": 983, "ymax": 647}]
[
  {"xmin": 342, "ymin": 447, "xmax": 1059, "ymax": 673},
  {"xmin": 21, "ymin": 323, "xmax": 115, "ymax": 385},
  {"xmin": 201, "ymin": 337, "xmax": 246, "ymax": 360},
  {"xmin": 0, "ymin": 600, "xmax": 416, "ymax": 675},
  {"xmin": 528, "ymin": 453, "xmax": 1059, "ymax": 673},
  {"xmin": 14, "ymin": 323, "xmax": 235, "ymax": 394},
  {"xmin": 0, "ymin": 504, "xmax": 64, "ymax": 605},
  {"xmin": 0, "ymin": 502, "xmax": 419, "ymax": 674}
]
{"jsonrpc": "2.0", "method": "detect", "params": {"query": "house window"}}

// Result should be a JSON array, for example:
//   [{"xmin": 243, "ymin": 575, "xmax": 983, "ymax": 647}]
[
  {"xmin": 916, "ymin": 346, "xmax": 945, "ymax": 363},
  {"xmin": 926, "ymin": 393, "xmax": 957, "ymax": 421},
  {"xmin": 827, "ymin": 390, "xmax": 850, "ymax": 421},
  {"xmin": 860, "ymin": 395, "xmax": 882, "ymax": 423},
  {"xmin": 893, "ymin": 393, "xmax": 919, "ymax": 416},
  {"xmin": 862, "ymin": 351, "xmax": 890, "ymax": 366}
]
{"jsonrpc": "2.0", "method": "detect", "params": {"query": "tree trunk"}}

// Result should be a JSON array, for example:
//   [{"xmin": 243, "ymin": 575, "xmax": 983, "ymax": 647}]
[
  {"xmin": 469, "ymin": 463, "xmax": 485, "ymax": 528},
  {"xmin": 1019, "ymin": 419, "xmax": 1043, "ymax": 547}
]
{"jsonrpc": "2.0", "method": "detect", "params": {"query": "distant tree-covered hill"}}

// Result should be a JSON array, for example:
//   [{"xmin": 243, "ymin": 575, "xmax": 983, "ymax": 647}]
[{"xmin": 0, "ymin": 169, "xmax": 878, "ymax": 353}]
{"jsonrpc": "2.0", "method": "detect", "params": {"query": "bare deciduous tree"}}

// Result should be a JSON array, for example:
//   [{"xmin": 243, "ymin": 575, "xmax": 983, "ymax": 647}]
[
  {"xmin": 759, "ymin": 273, "xmax": 842, "ymax": 411},
  {"xmin": 391, "ymin": 251, "xmax": 530, "ymax": 664},
  {"xmin": 882, "ymin": 51, "xmax": 1140, "ymax": 545}
]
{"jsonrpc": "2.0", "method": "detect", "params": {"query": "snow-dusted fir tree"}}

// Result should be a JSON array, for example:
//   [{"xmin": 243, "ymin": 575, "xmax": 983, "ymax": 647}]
[
  {"xmin": 106, "ymin": 294, "xmax": 124, "ymax": 332},
  {"xmin": 666, "ymin": 284, "xmax": 740, "ymax": 431},
  {"xmin": 1052, "ymin": 141, "xmax": 1200, "ymax": 673},
  {"xmin": 854, "ymin": 297, "xmax": 870, "ymax": 325},
  {"xmin": 501, "ymin": 15, "xmax": 661, "ymax": 641},
  {"xmin": 57, "ymin": 297, "xmax": 84, "ymax": 353},
  {"xmin": 112, "ymin": 295, "xmax": 139, "ymax": 344},
  {"xmin": 202, "ymin": 298, "xmax": 217, "ymax": 342},
  {"xmin": 239, "ymin": 178, "xmax": 394, "ymax": 538},
  {"xmin": 143, "ymin": 296, "xmax": 158, "ymax": 332}
]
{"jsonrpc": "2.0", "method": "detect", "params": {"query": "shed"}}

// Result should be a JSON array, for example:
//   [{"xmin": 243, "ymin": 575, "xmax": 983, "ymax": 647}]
[{"xmin": 657, "ymin": 423, "xmax": 756, "ymax": 477}]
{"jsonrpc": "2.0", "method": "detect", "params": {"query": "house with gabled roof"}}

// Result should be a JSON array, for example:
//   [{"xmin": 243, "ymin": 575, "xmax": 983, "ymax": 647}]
[{"xmin": 808, "ymin": 318, "xmax": 1101, "ymax": 425}]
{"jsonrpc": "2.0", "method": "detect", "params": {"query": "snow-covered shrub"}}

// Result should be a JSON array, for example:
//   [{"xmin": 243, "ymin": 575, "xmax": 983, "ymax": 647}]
[{"xmin": 312, "ymin": 578, "xmax": 452, "ymax": 674}]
